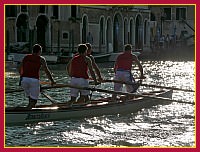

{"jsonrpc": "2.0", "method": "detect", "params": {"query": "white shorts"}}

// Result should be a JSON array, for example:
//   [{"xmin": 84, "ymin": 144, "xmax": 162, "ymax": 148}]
[
  {"xmin": 70, "ymin": 77, "xmax": 90, "ymax": 97},
  {"xmin": 21, "ymin": 77, "xmax": 40, "ymax": 100},
  {"xmin": 114, "ymin": 70, "xmax": 135, "ymax": 92}
]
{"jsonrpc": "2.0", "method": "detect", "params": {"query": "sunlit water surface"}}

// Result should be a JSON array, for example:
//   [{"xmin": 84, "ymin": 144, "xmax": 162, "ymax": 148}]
[{"xmin": 5, "ymin": 61, "xmax": 195, "ymax": 147}]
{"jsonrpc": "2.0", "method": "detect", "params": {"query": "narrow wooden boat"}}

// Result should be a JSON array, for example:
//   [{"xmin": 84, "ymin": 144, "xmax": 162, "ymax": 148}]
[
  {"xmin": 5, "ymin": 89, "xmax": 172, "ymax": 125},
  {"xmin": 93, "ymin": 53, "xmax": 111, "ymax": 62}
]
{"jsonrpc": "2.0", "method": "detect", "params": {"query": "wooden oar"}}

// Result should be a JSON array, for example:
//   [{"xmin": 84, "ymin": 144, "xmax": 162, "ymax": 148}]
[
  {"xmin": 41, "ymin": 83, "xmax": 194, "ymax": 105},
  {"xmin": 40, "ymin": 77, "xmax": 68, "ymax": 84},
  {"xmin": 5, "ymin": 81, "xmax": 53, "ymax": 93},
  {"xmin": 41, "ymin": 91, "xmax": 58, "ymax": 104},
  {"xmin": 6, "ymin": 80, "xmax": 60, "ymax": 93},
  {"xmin": 5, "ymin": 83, "xmax": 194, "ymax": 105},
  {"xmin": 5, "ymin": 81, "xmax": 96, "ymax": 93},
  {"xmin": 102, "ymin": 79, "xmax": 195, "ymax": 92},
  {"xmin": 141, "ymin": 83, "xmax": 195, "ymax": 93},
  {"xmin": 5, "ymin": 88, "xmax": 24, "ymax": 93},
  {"xmin": 40, "ymin": 81, "xmax": 52, "ymax": 85}
]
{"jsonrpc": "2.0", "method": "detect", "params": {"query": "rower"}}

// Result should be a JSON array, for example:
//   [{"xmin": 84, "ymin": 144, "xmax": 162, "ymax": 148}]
[
  {"xmin": 112, "ymin": 44, "xmax": 145, "ymax": 101},
  {"xmin": 67, "ymin": 44, "xmax": 98, "ymax": 105},
  {"xmin": 85, "ymin": 43, "xmax": 103, "ymax": 82},
  {"xmin": 19, "ymin": 44, "xmax": 56, "ymax": 109}
]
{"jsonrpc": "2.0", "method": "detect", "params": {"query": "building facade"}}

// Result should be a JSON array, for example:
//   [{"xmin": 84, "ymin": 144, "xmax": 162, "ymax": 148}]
[
  {"xmin": 5, "ymin": 5, "xmax": 151, "ymax": 56},
  {"xmin": 149, "ymin": 5, "xmax": 195, "ymax": 50},
  {"xmin": 5, "ymin": 5, "xmax": 195, "ymax": 59}
]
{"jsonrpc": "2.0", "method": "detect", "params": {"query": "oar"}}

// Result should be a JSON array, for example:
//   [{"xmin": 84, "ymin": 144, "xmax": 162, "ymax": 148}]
[
  {"xmin": 5, "ymin": 83, "xmax": 194, "ymax": 105},
  {"xmin": 6, "ymin": 80, "xmax": 61, "ymax": 93},
  {"xmin": 141, "ymin": 83, "xmax": 195, "ymax": 93},
  {"xmin": 5, "ymin": 81, "xmax": 95, "ymax": 93},
  {"xmin": 5, "ymin": 88, "xmax": 24, "ymax": 93},
  {"xmin": 41, "ymin": 83, "xmax": 195, "ymax": 105},
  {"xmin": 5, "ymin": 80, "xmax": 54, "ymax": 93},
  {"xmin": 102, "ymin": 79, "xmax": 195, "ymax": 92},
  {"xmin": 40, "ymin": 81, "xmax": 52, "ymax": 85},
  {"xmin": 54, "ymin": 77, "xmax": 68, "ymax": 82},
  {"xmin": 41, "ymin": 91, "xmax": 58, "ymax": 105},
  {"xmin": 40, "ymin": 80, "xmax": 99, "ymax": 86},
  {"xmin": 5, "ymin": 81, "xmax": 53, "ymax": 93}
]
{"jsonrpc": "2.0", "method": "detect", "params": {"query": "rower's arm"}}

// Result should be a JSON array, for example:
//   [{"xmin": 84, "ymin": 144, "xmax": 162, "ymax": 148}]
[
  {"xmin": 18, "ymin": 61, "xmax": 23, "ymax": 75},
  {"xmin": 113, "ymin": 56, "xmax": 119, "ymax": 73},
  {"xmin": 86, "ymin": 57, "xmax": 97, "ymax": 83},
  {"xmin": 90, "ymin": 56, "xmax": 102, "ymax": 81},
  {"xmin": 40, "ymin": 57, "xmax": 55, "ymax": 84},
  {"xmin": 113, "ymin": 61, "xmax": 117, "ymax": 74},
  {"xmin": 132, "ymin": 55, "xmax": 144, "ymax": 77},
  {"xmin": 66, "ymin": 59, "xmax": 72, "ymax": 77}
]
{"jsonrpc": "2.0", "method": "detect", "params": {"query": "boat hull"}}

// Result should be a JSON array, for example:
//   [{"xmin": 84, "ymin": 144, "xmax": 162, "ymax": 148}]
[
  {"xmin": 5, "ymin": 90, "xmax": 172, "ymax": 125},
  {"xmin": 94, "ymin": 54, "xmax": 111, "ymax": 62}
]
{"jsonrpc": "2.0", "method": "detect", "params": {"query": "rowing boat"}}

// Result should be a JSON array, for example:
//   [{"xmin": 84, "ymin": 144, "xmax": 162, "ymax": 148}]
[{"xmin": 5, "ymin": 89, "xmax": 173, "ymax": 125}]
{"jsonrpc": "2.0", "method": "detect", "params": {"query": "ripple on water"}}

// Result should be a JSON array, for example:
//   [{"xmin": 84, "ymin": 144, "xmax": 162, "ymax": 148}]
[{"xmin": 5, "ymin": 61, "xmax": 195, "ymax": 147}]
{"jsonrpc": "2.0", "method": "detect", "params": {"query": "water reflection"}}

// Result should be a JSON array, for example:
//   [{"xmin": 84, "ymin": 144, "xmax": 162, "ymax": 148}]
[{"xmin": 5, "ymin": 61, "xmax": 195, "ymax": 147}]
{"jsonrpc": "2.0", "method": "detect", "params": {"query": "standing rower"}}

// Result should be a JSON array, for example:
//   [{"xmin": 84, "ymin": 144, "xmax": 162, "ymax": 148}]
[
  {"xmin": 112, "ymin": 44, "xmax": 145, "ymax": 100},
  {"xmin": 19, "ymin": 44, "xmax": 55, "ymax": 109},
  {"xmin": 67, "ymin": 44, "xmax": 98, "ymax": 105}
]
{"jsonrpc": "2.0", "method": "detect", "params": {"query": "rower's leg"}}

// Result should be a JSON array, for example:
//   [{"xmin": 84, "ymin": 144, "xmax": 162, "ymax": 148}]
[
  {"xmin": 76, "ymin": 95, "xmax": 89, "ymax": 104},
  {"xmin": 130, "ymin": 81, "xmax": 141, "ymax": 93},
  {"xmin": 111, "ymin": 94, "xmax": 117, "ymax": 101},
  {"xmin": 80, "ymin": 85, "xmax": 90, "ymax": 104},
  {"xmin": 77, "ymin": 96, "xmax": 85, "ymax": 103},
  {"xmin": 67, "ymin": 96, "xmax": 76, "ymax": 106},
  {"xmin": 77, "ymin": 92, "xmax": 85, "ymax": 103},
  {"xmin": 112, "ymin": 81, "xmax": 122, "ymax": 101},
  {"xmin": 76, "ymin": 93, "xmax": 90, "ymax": 103},
  {"xmin": 84, "ymin": 95, "xmax": 90, "ymax": 103},
  {"xmin": 27, "ymin": 97, "xmax": 37, "ymax": 109}
]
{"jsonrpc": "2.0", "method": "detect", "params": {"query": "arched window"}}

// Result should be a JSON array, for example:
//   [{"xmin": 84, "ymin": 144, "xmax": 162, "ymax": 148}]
[
  {"xmin": 150, "ymin": 13, "xmax": 156, "ymax": 21},
  {"xmin": 144, "ymin": 20, "xmax": 147, "ymax": 45},
  {"xmin": 124, "ymin": 19, "xmax": 128, "ymax": 44},
  {"xmin": 100, "ymin": 18, "xmax": 104, "ymax": 44},
  {"xmin": 39, "ymin": 6, "xmax": 45, "ymax": 13},
  {"xmin": 71, "ymin": 5, "xmax": 77, "ymax": 18},
  {"xmin": 130, "ymin": 19, "xmax": 134, "ymax": 45},
  {"xmin": 82, "ymin": 16, "xmax": 87, "ymax": 43},
  {"xmin": 21, "ymin": 5, "xmax": 27, "ymax": 12},
  {"xmin": 16, "ymin": 14, "xmax": 29, "ymax": 42},
  {"xmin": 53, "ymin": 5, "xmax": 58, "ymax": 19},
  {"xmin": 113, "ymin": 13, "xmax": 123, "ymax": 52},
  {"xmin": 36, "ymin": 15, "xmax": 49, "ymax": 52}
]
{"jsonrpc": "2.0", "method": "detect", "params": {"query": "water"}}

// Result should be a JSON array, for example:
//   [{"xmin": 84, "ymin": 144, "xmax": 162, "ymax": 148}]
[{"xmin": 5, "ymin": 61, "xmax": 195, "ymax": 147}]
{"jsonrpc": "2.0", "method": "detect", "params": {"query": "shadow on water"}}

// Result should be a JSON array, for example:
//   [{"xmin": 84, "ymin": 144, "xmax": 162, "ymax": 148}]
[{"xmin": 139, "ymin": 46, "xmax": 195, "ymax": 62}]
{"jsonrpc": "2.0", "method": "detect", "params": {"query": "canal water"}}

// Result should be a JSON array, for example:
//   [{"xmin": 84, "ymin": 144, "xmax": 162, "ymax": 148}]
[{"xmin": 5, "ymin": 60, "xmax": 195, "ymax": 147}]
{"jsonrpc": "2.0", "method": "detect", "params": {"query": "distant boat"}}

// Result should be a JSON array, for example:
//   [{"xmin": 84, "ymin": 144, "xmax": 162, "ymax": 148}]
[
  {"xmin": 57, "ymin": 55, "xmax": 72, "ymax": 63},
  {"xmin": 94, "ymin": 53, "xmax": 111, "ymax": 62},
  {"xmin": 58, "ymin": 53, "xmax": 111, "ymax": 63},
  {"xmin": 133, "ymin": 51, "xmax": 141, "ymax": 57},
  {"xmin": 7, "ymin": 53, "xmax": 58, "ymax": 63}
]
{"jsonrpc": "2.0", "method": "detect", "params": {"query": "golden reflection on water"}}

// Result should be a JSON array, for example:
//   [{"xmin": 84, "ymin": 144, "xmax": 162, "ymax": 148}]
[{"xmin": 5, "ymin": 61, "xmax": 195, "ymax": 147}]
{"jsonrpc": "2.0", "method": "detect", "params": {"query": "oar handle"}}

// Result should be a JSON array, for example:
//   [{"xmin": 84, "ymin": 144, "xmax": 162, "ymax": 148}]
[
  {"xmin": 141, "ymin": 84, "xmax": 195, "ymax": 92},
  {"xmin": 6, "ymin": 83, "xmax": 194, "ymax": 105},
  {"xmin": 102, "ymin": 79, "xmax": 195, "ymax": 92},
  {"xmin": 40, "ymin": 81, "xmax": 52, "ymax": 85},
  {"xmin": 102, "ymin": 79, "xmax": 135, "ymax": 85},
  {"xmin": 41, "ymin": 92, "xmax": 58, "ymax": 104},
  {"xmin": 5, "ymin": 88, "xmax": 24, "ymax": 93},
  {"xmin": 47, "ymin": 83, "xmax": 194, "ymax": 105}
]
